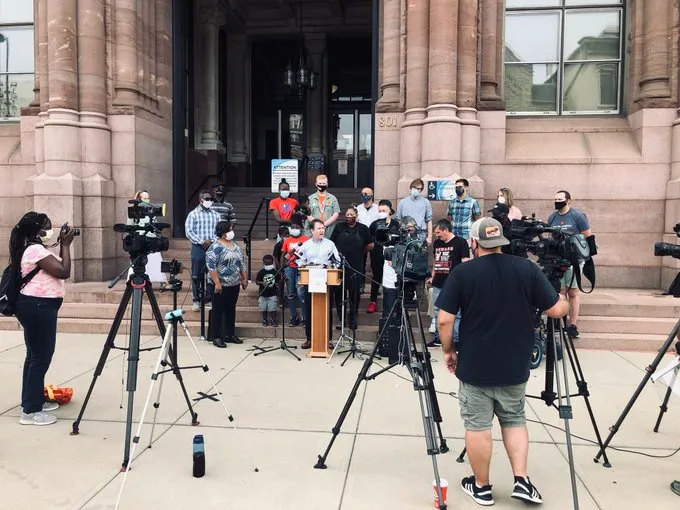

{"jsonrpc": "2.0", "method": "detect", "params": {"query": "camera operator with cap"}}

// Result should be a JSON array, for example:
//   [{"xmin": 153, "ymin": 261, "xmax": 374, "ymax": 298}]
[
  {"xmin": 436, "ymin": 217, "xmax": 568, "ymax": 506},
  {"xmin": 297, "ymin": 219, "xmax": 340, "ymax": 350}
]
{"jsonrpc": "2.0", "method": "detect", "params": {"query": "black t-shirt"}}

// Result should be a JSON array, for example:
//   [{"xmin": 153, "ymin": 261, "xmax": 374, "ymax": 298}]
[
  {"xmin": 256, "ymin": 268, "xmax": 279, "ymax": 298},
  {"xmin": 436, "ymin": 254, "xmax": 559, "ymax": 387},
  {"xmin": 330, "ymin": 222, "xmax": 373, "ymax": 268},
  {"xmin": 432, "ymin": 236, "xmax": 469, "ymax": 288}
]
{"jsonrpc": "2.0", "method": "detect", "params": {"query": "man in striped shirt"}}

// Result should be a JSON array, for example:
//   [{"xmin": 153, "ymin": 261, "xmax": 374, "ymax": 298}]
[
  {"xmin": 185, "ymin": 189, "xmax": 221, "ymax": 311},
  {"xmin": 211, "ymin": 181, "xmax": 236, "ymax": 224}
]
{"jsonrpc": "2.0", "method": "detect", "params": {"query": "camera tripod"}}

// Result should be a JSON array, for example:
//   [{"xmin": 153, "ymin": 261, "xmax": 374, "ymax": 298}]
[
  {"xmin": 315, "ymin": 281, "xmax": 450, "ymax": 509},
  {"xmin": 328, "ymin": 255, "xmax": 371, "ymax": 365},
  {"xmin": 594, "ymin": 316, "xmax": 680, "ymax": 465},
  {"xmin": 252, "ymin": 264, "xmax": 301, "ymax": 361},
  {"xmin": 71, "ymin": 256, "xmax": 202, "ymax": 470}
]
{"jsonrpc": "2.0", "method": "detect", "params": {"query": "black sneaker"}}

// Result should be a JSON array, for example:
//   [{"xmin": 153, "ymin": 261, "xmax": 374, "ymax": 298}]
[
  {"xmin": 226, "ymin": 336, "xmax": 244, "ymax": 344},
  {"xmin": 512, "ymin": 476, "xmax": 543, "ymax": 504},
  {"xmin": 261, "ymin": 319, "xmax": 269, "ymax": 327},
  {"xmin": 670, "ymin": 480, "xmax": 680, "ymax": 497},
  {"xmin": 461, "ymin": 475, "xmax": 494, "ymax": 506},
  {"xmin": 289, "ymin": 316, "xmax": 300, "ymax": 327},
  {"xmin": 566, "ymin": 324, "xmax": 580, "ymax": 339}
]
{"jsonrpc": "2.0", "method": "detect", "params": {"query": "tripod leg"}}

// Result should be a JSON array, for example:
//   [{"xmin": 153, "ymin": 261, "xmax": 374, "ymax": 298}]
[
  {"xmin": 148, "ymin": 339, "xmax": 172, "ymax": 448},
  {"xmin": 456, "ymin": 447, "xmax": 467, "ymax": 463},
  {"xmin": 146, "ymin": 283, "xmax": 199, "ymax": 426},
  {"xmin": 594, "ymin": 317, "xmax": 680, "ymax": 464},
  {"xmin": 72, "ymin": 283, "xmax": 133, "ymax": 435},
  {"xmin": 653, "ymin": 374, "xmax": 676, "ymax": 433},
  {"xmin": 115, "ymin": 324, "xmax": 173, "ymax": 509}
]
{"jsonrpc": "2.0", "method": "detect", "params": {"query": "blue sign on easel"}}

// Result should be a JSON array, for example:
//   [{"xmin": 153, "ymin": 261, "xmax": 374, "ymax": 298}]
[{"xmin": 271, "ymin": 159, "xmax": 299, "ymax": 193}]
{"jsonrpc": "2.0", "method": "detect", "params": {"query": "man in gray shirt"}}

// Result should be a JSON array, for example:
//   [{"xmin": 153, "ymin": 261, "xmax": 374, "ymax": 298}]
[
  {"xmin": 547, "ymin": 190, "xmax": 592, "ymax": 339},
  {"xmin": 396, "ymin": 178, "xmax": 433, "ymax": 245}
]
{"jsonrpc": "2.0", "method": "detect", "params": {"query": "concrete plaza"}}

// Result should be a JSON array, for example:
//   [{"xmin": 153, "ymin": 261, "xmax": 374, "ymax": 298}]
[{"xmin": 1, "ymin": 329, "xmax": 680, "ymax": 509}]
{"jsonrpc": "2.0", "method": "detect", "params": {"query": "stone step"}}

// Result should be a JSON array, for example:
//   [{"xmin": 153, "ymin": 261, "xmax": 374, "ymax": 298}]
[
  {"xmin": 578, "ymin": 316, "xmax": 677, "ymax": 336},
  {"xmin": 576, "ymin": 333, "xmax": 669, "ymax": 352}
]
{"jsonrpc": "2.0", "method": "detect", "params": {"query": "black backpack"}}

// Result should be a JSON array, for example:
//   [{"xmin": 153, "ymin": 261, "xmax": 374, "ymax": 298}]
[{"xmin": 0, "ymin": 265, "xmax": 40, "ymax": 317}]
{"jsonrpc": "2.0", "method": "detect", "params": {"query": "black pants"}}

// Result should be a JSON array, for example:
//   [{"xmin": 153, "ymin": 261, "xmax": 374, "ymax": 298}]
[
  {"xmin": 211, "ymin": 284, "xmax": 240, "ymax": 339},
  {"xmin": 15, "ymin": 294, "xmax": 63, "ymax": 414},
  {"xmin": 369, "ymin": 248, "xmax": 384, "ymax": 302},
  {"xmin": 382, "ymin": 288, "xmax": 398, "ymax": 320},
  {"xmin": 334, "ymin": 270, "xmax": 361, "ymax": 329}
]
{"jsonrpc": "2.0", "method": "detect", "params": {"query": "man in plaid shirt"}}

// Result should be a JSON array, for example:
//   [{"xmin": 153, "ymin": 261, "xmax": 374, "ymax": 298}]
[
  {"xmin": 185, "ymin": 189, "xmax": 221, "ymax": 311},
  {"xmin": 447, "ymin": 178, "xmax": 481, "ymax": 240}
]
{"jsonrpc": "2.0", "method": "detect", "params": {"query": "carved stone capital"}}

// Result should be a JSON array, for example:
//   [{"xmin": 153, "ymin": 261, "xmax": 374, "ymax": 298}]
[{"xmin": 199, "ymin": 0, "xmax": 226, "ymax": 25}]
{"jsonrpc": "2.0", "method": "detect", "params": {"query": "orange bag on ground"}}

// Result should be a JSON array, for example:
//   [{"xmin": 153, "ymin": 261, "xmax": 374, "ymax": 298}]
[{"xmin": 44, "ymin": 385, "xmax": 73, "ymax": 405}]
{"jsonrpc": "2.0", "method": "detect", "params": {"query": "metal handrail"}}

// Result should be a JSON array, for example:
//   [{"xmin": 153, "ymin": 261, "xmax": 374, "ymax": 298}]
[{"xmin": 242, "ymin": 196, "xmax": 269, "ymax": 280}]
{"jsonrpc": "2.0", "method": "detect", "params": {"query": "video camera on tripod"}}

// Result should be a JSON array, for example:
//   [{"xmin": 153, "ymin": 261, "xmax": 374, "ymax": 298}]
[
  {"xmin": 654, "ymin": 222, "xmax": 680, "ymax": 259},
  {"xmin": 382, "ymin": 217, "xmax": 430, "ymax": 283},
  {"xmin": 113, "ymin": 199, "xmax": 171, "ymax": 261}
]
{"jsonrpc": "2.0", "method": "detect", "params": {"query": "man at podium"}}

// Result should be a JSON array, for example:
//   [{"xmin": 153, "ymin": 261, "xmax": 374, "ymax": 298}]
[{"xmin": 297, "ymin": 219, "xmax": 340, "ymax": 349}]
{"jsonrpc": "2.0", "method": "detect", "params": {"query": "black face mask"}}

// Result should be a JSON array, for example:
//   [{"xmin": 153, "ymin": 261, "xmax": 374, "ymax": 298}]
[
  {"xmin": 455, "ymin": 187, "xmax": 465, "ymax": 196},
  {"xmin": 554, "ymin": 201, "xmax": 567, "ymax": 210},
  {"xmin": 317, "ymin": 184, "xmax": 328, "ymax": 192}
]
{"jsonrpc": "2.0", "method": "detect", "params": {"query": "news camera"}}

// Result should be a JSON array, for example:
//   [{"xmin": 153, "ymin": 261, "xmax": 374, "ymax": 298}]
[
  {"xmin": 113, "ymin": 199, "xmax": 170, "ymax": 262},
  {"xmin": 383, "ymin": 219, "xmax": 429, "ymax": 283},
  {"xmin": 654, "ymin": 223, "xmax": 680, "ymax": 259},
  {"xmin": 374, "ymin": 219, "xmax": 400, "ymax": 247}
]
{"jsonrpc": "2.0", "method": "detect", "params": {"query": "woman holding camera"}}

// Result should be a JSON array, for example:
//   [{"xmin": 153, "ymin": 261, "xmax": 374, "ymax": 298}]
[
  {"xmin": 127, "ymin": 190, "xmax": 166, "ymax": 285},
  {"xmin": 206, "ymin": 221, "xmax": 248, "ymax": 348},
  {"xmin": 9, "ymin": 212, "xmax": 76, "ymax": 426}
]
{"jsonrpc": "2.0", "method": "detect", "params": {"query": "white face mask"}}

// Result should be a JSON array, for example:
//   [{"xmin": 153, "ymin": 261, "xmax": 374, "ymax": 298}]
[
  {"xmin": 202, "ymin": 200, "xmax": 213, "ymax": 209},
  {"xmin": 289, "ymin": 228, "xmax": 301, "ymax": 237},
  {"xmin": 410, "ymin": 188, "xmax": 421, "ymax": 198},
  {"xmin": 497, "ymin": 196, "xmax": 506, "ymax": 204},
  {"xmin": 264, "ymin": 264, "xmax": 275, "ymax": 271},
  {"xmin": 378, "ymin": 212, "xmax": 389, "ymax": 219},
  {"xmin": 225, "ymin": 231, "xmax": 235, "ymax": 241},
  {"xmin": 280, "ymin": 190, "xmax": 290, "ymax": 199},
  {"xmin": 40, "ymin": 229, "xmax": 54, "ymax": 243}
]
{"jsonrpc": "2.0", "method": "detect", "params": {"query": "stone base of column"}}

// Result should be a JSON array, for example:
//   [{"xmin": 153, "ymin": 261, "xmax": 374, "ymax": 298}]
[
  {"xmin": 459, "ymin": 107, "xmax": 481, "ymax": 178},
  {"xmin": 375, "ymin": 112, "xmax": 404, "ymax": 199},
  {"xmin": 398, "ymin": 108, "xmax": 426, "ymax": 196},
  {"xmin": 421, "ymin": 104, "xmax": 461, "ymax": 177}
]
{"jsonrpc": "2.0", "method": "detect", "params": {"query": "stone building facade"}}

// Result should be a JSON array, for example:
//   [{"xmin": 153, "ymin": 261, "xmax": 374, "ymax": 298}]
[{"xmin": 0, "ymin": 0, "xmax": 679, "ymax": 289}]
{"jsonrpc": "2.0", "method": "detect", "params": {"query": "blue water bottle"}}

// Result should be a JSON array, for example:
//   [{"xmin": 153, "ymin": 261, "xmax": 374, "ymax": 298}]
[{"xmin": 192, "ymin": 434, "xmax": 205, "ymax": 478}]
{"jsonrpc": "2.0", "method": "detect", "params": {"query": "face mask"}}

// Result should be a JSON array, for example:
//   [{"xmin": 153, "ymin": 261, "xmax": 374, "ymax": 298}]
[
  {"xmin": 289, "ymin": 228, "xmax": 301, "ymax": 237},
  {"xmin": 280, "ymin": 190, "xmax": 290, "ymax": 199},
  {"xmin": 410, "ymin": 188, "xmax": 421, "ymax": 198},
  {"xmin": 361, "ymin": 194, "xmax": 373, "ymax": 203},
  {"xmin": 225, "ymin": 231, "xmax": 235, "ymax": 241},
  {"xmin": 141, "ymin": 198, "xmax": 151, "ymax": 204},
  {"xmin": 264, "ymin": 264, "xmax": 275, "ymax": 271},
  {"xmin": 345, "ymin": 216, "xmax": 356, "ymax": 224},
  {"xmin": 378, "ymin": 212, "xmax": 388, "ymax": 219},
  {"xmin": 202, "ymin": 200, "xmax": 213, "ymax": 209},
  {"xmin": 554, "ymin": 201, "xmax": 567, "ymax": 211},
  {"xmin": 455, "ymin": 186, "xmax": 465, "ymax": 196},
  {"xmin": 316, "ymin": 184, "xmax": 328, "ymax": 193},
  {"xmin": 40, "ymin": 229, "xmax": 54, "ymax": 243},
  {"xmin": 497, "ymin": 196, "xmax": 506, "ymax": 204}
]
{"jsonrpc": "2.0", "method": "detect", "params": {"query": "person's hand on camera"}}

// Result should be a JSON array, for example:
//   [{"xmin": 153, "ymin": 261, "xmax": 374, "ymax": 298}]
[
  {"xmin": 60, "ymin": 227, "xmax": 76, "ymax": 246},
  {"xmin": 443, "ymin": 350, "xmax": 457, "ymax": 374},
  {"xmin": 201, "ymin": 240, "xmax": 212, "ymax": 250},
  {"xmin": 214, "ymin": 283, "xmax": 223, "ymax": 294}
]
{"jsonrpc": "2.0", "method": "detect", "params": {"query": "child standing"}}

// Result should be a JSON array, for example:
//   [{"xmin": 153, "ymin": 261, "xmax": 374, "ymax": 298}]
[{"xmin": 256, "ymin": 254, "xmax": 279, "ymax": 326}]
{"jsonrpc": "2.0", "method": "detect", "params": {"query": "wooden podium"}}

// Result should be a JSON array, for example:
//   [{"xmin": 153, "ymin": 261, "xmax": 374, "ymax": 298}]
[{"xmin": 298, "ymin": 267, "xmax": 342, "ymax": 358}]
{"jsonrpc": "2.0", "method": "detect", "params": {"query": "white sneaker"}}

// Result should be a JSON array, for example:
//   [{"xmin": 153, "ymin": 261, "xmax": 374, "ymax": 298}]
[
  {"xmin": 428, "ymin": 322, "xmax": 436, "ymax": 334},
  {"xmin": 43, "ymin": 402, "xmax": 59, "ymax": 412},
  {"xmin": 192, "ymin": 302, "xmax": 200, "ymax": 312},
  {"xmin": 20, "ymin": 411, "xmax": 57, "ymax": 426},
  {"xmin": 205, "ymin": 303, "xmax": 212, "ymax": 311}
]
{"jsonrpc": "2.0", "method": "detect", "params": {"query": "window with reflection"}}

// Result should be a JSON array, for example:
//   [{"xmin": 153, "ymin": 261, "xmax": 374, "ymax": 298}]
[
  {"xmin": 504, "ymin": 0, "xmax": 623, "ymax": 116},
  {"xmin": 0, "ymin": 0, "xmax": 34, "ymax": 119}
]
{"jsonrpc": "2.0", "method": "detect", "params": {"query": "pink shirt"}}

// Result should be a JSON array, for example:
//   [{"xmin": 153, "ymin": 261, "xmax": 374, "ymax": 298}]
[{"xmin": 20, "ymin": 244, "xmax": 65, "ymax": 298}]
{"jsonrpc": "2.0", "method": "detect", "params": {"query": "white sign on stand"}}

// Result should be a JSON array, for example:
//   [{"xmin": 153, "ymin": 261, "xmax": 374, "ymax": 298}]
[
  {"xmin": 308, "ymin": 267, "xmax": 327, "ymax": 293},
  {"xmin": 271, "ymin": 159, "xmax": 299, "ymax": 193}
]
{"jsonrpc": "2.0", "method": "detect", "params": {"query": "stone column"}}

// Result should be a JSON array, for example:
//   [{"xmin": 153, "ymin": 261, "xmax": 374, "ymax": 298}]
[
  {"xmin": 377, "ymin": 0, "xmax": 400, "ymax": 109},
  {"xmin": 421, "ymin": 0, "xmax": 461, "ymax": 178},
  {"xmin": 306, "ymin": 35, "xmax": 326, "ymax": 155},
  {"xmin": 199, "ymin": 0, "xmax": 225, "ymax": 146},
  {"xmin": 227, "ymin": 34, "xmax": 248, "ymax": 159},
  {"xmin": 113, "ymin": 0, "xmax": 140, "ymax": 107},
  {"xmin": 457, "ymin": 0, "xmax": 480, "ymax": 178},
  {"xmin": 35, "ymin": 0, "xmax": 49, "ymax": 178},
  {"xmin": 636, "ymin": 0, "xmax": 672, "ymax": 104},
  {"xmin": 156, "ymin": 0, "xmax": 172, "ymax": 121},
  {"xmin": 479, "ymin": 0, "xmax": 503, "ymax": 107},
  {"xmin": 78, "ymin": 0, "xmax": 107, "ymax": 115},
  {"xmin": 399, "ymin": 0, "xmax": 429, "ymax": 194}
]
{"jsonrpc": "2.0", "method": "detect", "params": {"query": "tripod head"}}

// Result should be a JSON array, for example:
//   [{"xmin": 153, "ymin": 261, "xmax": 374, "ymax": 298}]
[{"xmin": 160, "ymin": 259, "xmax": 184, "ymax": 293}]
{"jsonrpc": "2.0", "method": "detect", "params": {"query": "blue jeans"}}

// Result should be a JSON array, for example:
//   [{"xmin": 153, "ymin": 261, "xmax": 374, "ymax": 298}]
[
  {"xmin": 382, "ymin": 288, "xmax": 398, "ymax": 320},
  {"xmin": 432, "ymin": 286, "xmax": 460, "ymax": 345},
  {"xmin": 284, "ymin": 266, "xmax": 306, "ymax": 321},
  {"xmin": 191, "ymin": 244, "xmax": 214, "ymax": 303},
  {"xmin": 15, "ymin": 295, "xmax": 63, "ymax": 414}
]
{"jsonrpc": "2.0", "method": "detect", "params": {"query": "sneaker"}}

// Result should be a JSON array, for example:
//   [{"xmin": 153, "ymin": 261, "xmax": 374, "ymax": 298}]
[
  {"xmin": 20, "ymin": 411, "xmax": 57, "ymax": 426},
  {"xmin": 461, "ymin": 475, "xmax": 494, "ymax": 506},
  {"xmin": 192, "ymin": 302, "xmax": 200, "ymax": 312},
  {"xmin": 367, "ymin": 302, "xmax": 377, "ymax": 314},
  {"xmin": 512, "ymin": 476, "xmax": 543, "ymax": 504},
  {"xmin": 289, "ymin": 316, "xmax": 300, "ymax": 327},
  {"xmin": 428, "ymin": 321, "xmax": 436, "ymax": 334},
  {"xmin": 262, "ymin": 319, "xmax": 269, "ymax": 327},
  {"xmin": 43, "ymin": 402, "xmax": 59, "ymax": 412},
  {"xmin": 427, "ymin": 335, "xmax": 442, "ymax": 348},
  {"xmin": 671, "ymin": 480, "xmax": 680, "ymax": 497},
  {"xmin": 226, "ymin": 336, "xmax": 244, "ymax": 344},
  {"xmin": 565, "ymin": 324, "xmax": 579, "ymax": 339},
  {"xmin": 205, "ymin": 303, "xmax": 212, "ymax": 311}
]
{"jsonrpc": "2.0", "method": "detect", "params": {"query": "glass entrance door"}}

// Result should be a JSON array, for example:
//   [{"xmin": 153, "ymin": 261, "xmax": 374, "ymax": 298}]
[{"xmin": 329, "ymin": 109, "xmax": 373, "ymax": 188}]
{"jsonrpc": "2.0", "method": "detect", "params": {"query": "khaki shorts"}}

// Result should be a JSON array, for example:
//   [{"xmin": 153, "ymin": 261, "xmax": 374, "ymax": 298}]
[
  {"xmin": 560, "ymin": 262, "xmax": 584, "ymax": 290},
  {"xmin": 459, "ymin": 381, "xmax": 527, "ymax": 431}
]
